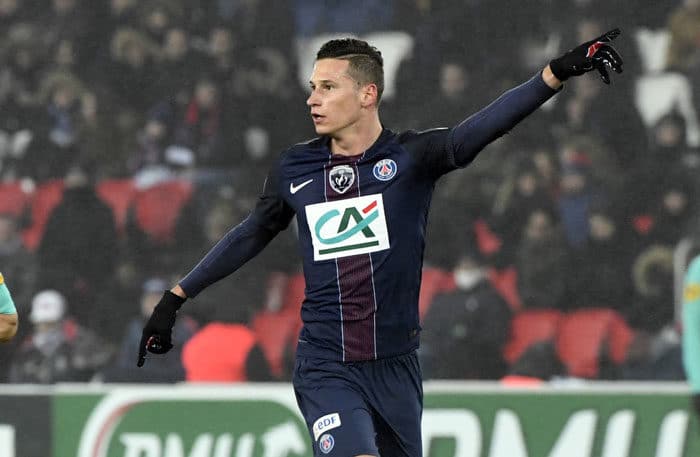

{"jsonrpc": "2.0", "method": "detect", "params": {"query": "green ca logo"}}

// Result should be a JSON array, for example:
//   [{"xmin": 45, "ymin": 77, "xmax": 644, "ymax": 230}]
[{"xmin": 314, "ymin": 200, "xmax": 379, "ymax": 255}]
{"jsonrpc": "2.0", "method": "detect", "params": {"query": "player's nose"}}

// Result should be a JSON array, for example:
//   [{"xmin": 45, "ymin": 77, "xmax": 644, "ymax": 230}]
[{"xmin": 307, "ymin": 90, "xmax": 320, "ymax": 107}]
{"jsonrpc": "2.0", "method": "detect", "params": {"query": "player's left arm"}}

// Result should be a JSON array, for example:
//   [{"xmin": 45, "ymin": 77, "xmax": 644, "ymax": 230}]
[
  {"xmin": 0, "ymin": 273, "xmax": 18, "ymax": 343},
  {"xmin": 447, "ymin": 28, "xmax": 623, "ymax": 168}
]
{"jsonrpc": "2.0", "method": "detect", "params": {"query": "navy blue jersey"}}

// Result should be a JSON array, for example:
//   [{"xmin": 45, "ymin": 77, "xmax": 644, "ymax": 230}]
[{"xmin": 179, "ymin": 73, "xmax": 558, "ymax": 362}]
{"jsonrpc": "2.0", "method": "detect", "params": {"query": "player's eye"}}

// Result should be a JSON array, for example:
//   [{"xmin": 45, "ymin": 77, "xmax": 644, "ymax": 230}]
[{"xmin": 322, "ymin": 84, "xmax": 333, "ymax": 90}]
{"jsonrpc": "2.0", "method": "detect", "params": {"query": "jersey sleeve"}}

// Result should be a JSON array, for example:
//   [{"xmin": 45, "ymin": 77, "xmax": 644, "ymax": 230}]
[
  {"xmin": 179, "ymin": 159, "xmax": 295, "ymax": 297},
  {"xmin": 0, "ymin": 274, "xmax": 17, "ymax": 314},
  {"xmin": 683, "ymin": 256, "xmax": 700, "ymax": 393},
  {"xmin": 411, "ymin": 73, "xmax": 559, "ymax": 178}
]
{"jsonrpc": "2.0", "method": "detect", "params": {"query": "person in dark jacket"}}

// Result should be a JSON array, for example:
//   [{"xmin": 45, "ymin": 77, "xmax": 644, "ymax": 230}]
[
  {"xmin": 37, "ymin": 164, "xmax": 118, "ymax": 331},
  {"xmin": 421, "ymin": 250, "xmax": 512, "ymax": 379}
]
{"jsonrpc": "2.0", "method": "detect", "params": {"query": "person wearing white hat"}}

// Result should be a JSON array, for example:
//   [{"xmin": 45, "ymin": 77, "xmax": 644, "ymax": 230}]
[
  {"xmin": 0, "ymin": 273, "xmax": 18, "ymax": 343},
  {"xmin": 8, "ymin": 289, "xmax": 114, "ymax": 383}
]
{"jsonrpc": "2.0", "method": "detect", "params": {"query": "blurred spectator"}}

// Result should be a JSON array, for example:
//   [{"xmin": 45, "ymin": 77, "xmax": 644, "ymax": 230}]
[
  {"xmin": 103, "ymin": 277, "xmax": 196, "ymax": 382},
  {"xmin": 75, "ymin": 90, "xmax": 125, "ymax": 177},
  {"xmin": 227, "ymin": 0, "xmax": 294, "ymax": 55},
  {"xmin": 198, "ymin": 25, "xmax": 240, "ymax": 90},
  {"xmin": 137, "ymin": 0, "xmax": 182, "ymax": 44},
  {"xmin": 127, "ymin": 105, "xmax": 176, "ymax": 175},
  {"xmin": 37, "ymin": 165, "xmax": 118, "ymax": 330},
  {"xmin": 491, "ymin": 158, "xmax": 557, "ymax": 265},
  {"xmin": 421, "ymin": 250, "xmax": 512, "ymax": 379},
  {"xmin": 501, "ymin": 341, "xmax": 565, "ymax": 385},
  {"xmin": 568, "ymin": 202, "xmax": 636, "ymax": 311},
  {"xmin": 36, "ymin": 0, "xmax": 100, "ymax": 67},
  {"xmin": 101, "ymin": 27, "xmax": 160, "ymax": 112},
  {"xmin": 0, "ymin": 0, "xmax": 22, "ymax": 30},
  {"xmin": 424, "ymin": 171, "xmax": 482, "ymax": 269},
  {"xmin": 172, "ymin": 77, "xmax": 232, "ymax": 167},
  {"xmin": 0, "ymin": 64, "xmax": 40, "ymax": 179},
  {"xmin": 629, "ymin": 245, "xmax": 675, "ymax": 332},
  {"xmin": 622, "ymin": 328, "xmax": 684, "ymax": 380},
  {"xmin": 154, "ymin": 26, "xmax": 198, "ymax": 101},
  {"xmin": 557, "ymin": 159, "xmax": 598, "ymax": 250},
  {"xmin": 516, "ymin": 209, "xmax": 568, "ymax": 309},
  {"xmin": 9, "ymin": 290, "xmax": 113, "ymax": 383},
  {"xmin": 0, "ymin": 212, "xmax": 36, "ymax": 310},
  {"xmin": 404, "ymin": 60, "xmax": 485, "ymax": 131},
  {"xmin": 650, "ymin": 112, "xmax": 698, "ymax": 169},
  {"xmin": 645, "ymin": 173, "xmax": 695, "ymax": 248},
  {"xmin": 33, "ymin": 73, "xmax": 85, "ymax": 180},
  {"xmin": 531, "ymin": 146, "xmax": 560, "ymax": 197},
  {"xmin": 666, "ymin": 0, "xmax": 700, "ymax": 74},
  {"xmin": 294, "ymin": 0, "xmax": 395, "ymax": 38}
]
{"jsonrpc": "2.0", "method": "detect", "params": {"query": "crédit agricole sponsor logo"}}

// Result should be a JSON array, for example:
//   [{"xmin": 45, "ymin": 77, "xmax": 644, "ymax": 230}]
[{"xmin": 305, "ymin": 194, "xmax": 390, "ymax": 261}]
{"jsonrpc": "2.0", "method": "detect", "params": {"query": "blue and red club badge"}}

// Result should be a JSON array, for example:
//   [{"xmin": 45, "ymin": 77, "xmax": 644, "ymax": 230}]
[
  {"xmin": 319, "ymin": 433, "xmax": 335, "ymax": 454},
  {"xmin": 373, "ymin": 159, "xmax": 397, "ymax": 181}
]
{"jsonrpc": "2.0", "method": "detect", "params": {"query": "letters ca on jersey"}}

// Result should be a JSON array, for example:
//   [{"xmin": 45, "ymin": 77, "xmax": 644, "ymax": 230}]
[{"xmin": 305, "ymin": 194, "xmax": 390, "ymax": 261}]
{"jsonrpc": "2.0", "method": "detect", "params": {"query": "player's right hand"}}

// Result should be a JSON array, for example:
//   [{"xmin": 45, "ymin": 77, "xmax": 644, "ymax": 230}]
[
  {"xmin": 137, "ymin": 290, "xmax": 185, "ymax": 367},
  {"xmin": 549, "ymin": 28, "xmax": 623, "ymax": 84}
]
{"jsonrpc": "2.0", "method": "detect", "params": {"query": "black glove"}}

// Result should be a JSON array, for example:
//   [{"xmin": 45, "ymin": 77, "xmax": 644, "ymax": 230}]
[
  {"xmin": 549, "ymin": 28, "xmax": 623, "ymax": 84},
  {"xmin": 137, "ymin": 290, "xmax": 185, "ymax": 367}
]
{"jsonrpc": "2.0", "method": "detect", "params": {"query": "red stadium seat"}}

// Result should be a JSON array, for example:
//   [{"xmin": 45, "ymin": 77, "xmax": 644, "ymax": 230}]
[
  {"xmin": 252, "ymin": 309, "xmax": 300, "ymax": 378},
  {"xmin": 503, "ymin": 309, "xmax": 563, "ymax": 364},
  {"xmin": 0, "ymin": 181, "xmax": 32, "ymax": 217},
  {"xmin": 253, "ymin": 272, "xmax": 305, "ymax": 377},
  {"xmin": 473, "ymin": 218, "xmax": 502, "ymax": 256},
  {"xmin": 132, "ymin": 180, "xmax": 193, "ymax": 243},
  {"xmin": 21, "ymin": 179, "xmax": 64, "ymax": 251},
  {"xmin": 556, "ymin": 308, "xmax": 634, "ymax": 378},
  {"xmin": 488, "ymin": 266, "xmax": 523, "ymax": 311},
  {"xmin": 96, "ymin": 178, "xmax": 136, "ymax": 236},
  {"xmin": 419, "ymin": 267, "xmax": 455, "ymax": 320},
  {"xmin": 282, "ymin": 272, "xmax": 306, "ymax": 314}
]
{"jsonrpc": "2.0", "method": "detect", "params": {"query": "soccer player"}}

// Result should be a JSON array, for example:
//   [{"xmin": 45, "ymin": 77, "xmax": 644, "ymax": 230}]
[
  {"xmin": 683, "ymin": 254, "xmax": 700, "ymax": 419},
  {"xmin": 138, "ymin": 31, "xmax": 623, "ymax": 456},
  {"xmin": 0, "ymin": 273, "xmax": 19, "ymax": 343}
]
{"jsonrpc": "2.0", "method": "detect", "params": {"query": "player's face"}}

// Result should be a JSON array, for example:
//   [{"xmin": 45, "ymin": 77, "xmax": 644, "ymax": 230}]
[{"xmin": 307, "ymin": 58, "xmax": 364, "ymax": 136}]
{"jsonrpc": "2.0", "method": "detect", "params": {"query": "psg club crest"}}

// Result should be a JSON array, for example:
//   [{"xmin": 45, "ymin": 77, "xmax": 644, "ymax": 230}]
[
  {"xmin": 329, "ymin": 165, "xmax": 355, "ymax": 194},
  {"xmin": 373, "ymin": 159, "xmax": 397, "ymax": 181},
  {"xmin": 319, "ymin": 434, "xmax": 335, "ymax": 454}
]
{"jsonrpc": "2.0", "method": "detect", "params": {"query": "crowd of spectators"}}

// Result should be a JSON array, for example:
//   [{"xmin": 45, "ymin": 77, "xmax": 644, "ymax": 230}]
[{"xmin": 0, "ymin": 0, "xmax": 699, "ymax": 384}]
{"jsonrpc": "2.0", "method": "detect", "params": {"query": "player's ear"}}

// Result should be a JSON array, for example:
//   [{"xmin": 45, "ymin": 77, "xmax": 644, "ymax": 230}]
[{"xmin": 360, "ymin": 83, "xmax": 378, "ymax": 108}]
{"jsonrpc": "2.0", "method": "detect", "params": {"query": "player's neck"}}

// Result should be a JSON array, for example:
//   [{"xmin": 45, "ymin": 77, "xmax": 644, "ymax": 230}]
[{"xmin": 330, "ymin": 116, "xmax": 383, "ymax": 157}]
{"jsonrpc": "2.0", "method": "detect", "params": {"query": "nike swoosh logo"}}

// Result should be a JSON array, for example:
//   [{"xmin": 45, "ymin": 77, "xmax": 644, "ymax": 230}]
[{"xmin": 290, "ymin": 179, "xmax": 313, "ymax": 194}]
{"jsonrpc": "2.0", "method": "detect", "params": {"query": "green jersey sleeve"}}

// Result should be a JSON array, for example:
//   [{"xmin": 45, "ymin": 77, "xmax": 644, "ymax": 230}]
[
  {"xmin": 0, "ymin": 273, "xmax": 17, "ymax": 315},
  {"xmin": 682, "ymin": 257, "xmax": 700, "ymax": 392}
]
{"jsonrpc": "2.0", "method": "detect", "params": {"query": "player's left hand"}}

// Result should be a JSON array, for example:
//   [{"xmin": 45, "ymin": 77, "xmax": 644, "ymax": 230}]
[{"xmin": 549, "ymin": 28, "xmax": 624, "ymax": 84}]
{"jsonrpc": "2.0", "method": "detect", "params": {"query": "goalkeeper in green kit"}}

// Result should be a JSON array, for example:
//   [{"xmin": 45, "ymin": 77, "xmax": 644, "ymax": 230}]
[{"xmin": 0, "ymin": 273, "xmax": 18, "ymax": 342}]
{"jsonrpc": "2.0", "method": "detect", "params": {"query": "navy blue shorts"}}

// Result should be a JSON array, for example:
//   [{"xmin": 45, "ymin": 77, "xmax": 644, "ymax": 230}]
[{"xmin": 292, "ymin": 351, "xmax": 423, "ymax": 457}]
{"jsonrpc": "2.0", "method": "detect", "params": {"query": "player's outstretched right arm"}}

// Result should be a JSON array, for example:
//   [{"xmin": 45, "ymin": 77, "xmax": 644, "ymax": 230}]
[
  {"xmin": 137, "ymin": 161, "xmax": 295, "ymax": 367},
  {"xmin": 0, "ymin": 273, "xmax": 18, "ymax": 343}
]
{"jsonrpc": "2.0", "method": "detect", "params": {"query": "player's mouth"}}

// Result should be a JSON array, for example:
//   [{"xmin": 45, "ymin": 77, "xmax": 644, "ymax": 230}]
[{"xmin": 311, "ymin": 113, "xmax": 325, "ymax": 124}]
